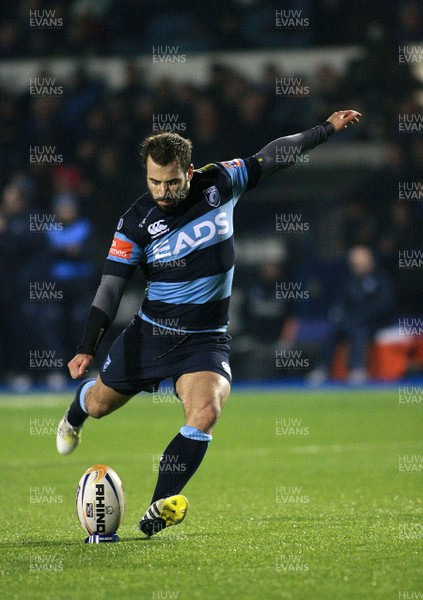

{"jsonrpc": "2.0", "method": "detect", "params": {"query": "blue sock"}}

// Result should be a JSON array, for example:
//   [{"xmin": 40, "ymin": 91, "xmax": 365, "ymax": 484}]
[{"xmin": 67, "ymin": 379, "xmax": 95, "ymax": 427}]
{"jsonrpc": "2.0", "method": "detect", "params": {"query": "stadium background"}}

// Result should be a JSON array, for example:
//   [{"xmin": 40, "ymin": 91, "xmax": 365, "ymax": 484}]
[
  {"xmin": 1, "ymin": 0, "xmax": 422, "ymax": 389},
  {"xmin": 0, "ymin": 3, "xmax": 422, "ymax": 600}
]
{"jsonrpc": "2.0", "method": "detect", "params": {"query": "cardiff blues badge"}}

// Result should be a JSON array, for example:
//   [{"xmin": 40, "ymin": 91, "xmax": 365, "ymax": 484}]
[{"xmin": 203, "ymin": 185, "xmax": 221, "ymax": 207}]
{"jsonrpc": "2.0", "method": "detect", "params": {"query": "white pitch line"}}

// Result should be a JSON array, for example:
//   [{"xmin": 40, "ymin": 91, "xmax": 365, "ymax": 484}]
[
  {"xmin": 285, "ymin": 441, "xmax": 420, "ymax": 454},
  {"xmin": 216, "ymin": 440, "xmax": 420, "ymax": 458},
  {"xmin": 0, "ymin": 395, "xmax": 71, "ymax": 409}
]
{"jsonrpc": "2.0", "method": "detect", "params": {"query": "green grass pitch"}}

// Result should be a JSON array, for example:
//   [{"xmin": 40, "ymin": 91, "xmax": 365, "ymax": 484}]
[{"xmin": 0, "ymin": 388, "xmax": 421, "ymax": 599}]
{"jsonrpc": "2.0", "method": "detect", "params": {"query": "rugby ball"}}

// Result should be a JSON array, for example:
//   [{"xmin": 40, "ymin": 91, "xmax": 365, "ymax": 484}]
[{"xmin": 76, "ymin": 464, "xmax": 125, "ymax": 536}]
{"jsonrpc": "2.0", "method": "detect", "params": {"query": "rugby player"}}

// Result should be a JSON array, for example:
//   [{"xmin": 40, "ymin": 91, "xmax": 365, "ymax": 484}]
[{"xmin": 57, "ymin": 110, "xmax": 361, "ymax": 537}]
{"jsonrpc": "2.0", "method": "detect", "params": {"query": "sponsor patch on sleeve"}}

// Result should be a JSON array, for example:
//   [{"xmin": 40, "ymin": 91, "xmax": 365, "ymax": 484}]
[
  {"xmin": 221, "ymin": 159, "xmax": 243, "ymax": 169},
  {"xmin": 108, "ymin": 237, "xmax": 133, "ymax": 260},
  {"xmin": 219, "ymin": 158, "xmax": 248, "ymax": 203}
]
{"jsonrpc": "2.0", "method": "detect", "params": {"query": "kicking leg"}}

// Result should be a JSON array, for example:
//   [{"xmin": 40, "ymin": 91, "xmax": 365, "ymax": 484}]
[{"xmin": 56, "ymin": 376, "xmax": 132, "ymax": 455}]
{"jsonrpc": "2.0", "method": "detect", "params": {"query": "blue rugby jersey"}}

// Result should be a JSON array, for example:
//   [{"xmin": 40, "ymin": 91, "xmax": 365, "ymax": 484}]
[{"xmin": 103, "ymin": 157, "xmax": 262, "ymax": 332}]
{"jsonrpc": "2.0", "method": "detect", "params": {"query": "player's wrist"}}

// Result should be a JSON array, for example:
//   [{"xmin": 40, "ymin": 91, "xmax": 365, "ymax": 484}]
[
  {"xmin": 75, "ymin": 348, "xmax": 96, "ymax": 359},
  {"xmin": 322, "ymin": 121, "xmax": 335, "ymax": 136}
]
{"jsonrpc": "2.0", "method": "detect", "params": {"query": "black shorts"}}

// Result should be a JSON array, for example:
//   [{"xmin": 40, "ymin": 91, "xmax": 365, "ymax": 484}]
[{"xmin": 100, "ymin": 315, "xmax": 232, "ymax": 395}]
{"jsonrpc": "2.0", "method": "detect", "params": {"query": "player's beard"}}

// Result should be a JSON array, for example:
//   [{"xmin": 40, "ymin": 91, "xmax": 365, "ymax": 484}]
[
  {"xmin": 155, "ymin": 197, "xmax": 178, "ymax": 212},
  {"xmin": 154, "ymin": 184, "xmax": 190, "ymax": 213}
]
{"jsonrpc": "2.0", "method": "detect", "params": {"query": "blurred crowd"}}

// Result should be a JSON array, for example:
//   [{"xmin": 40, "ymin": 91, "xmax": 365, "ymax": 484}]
[
  {"xmin": 1, "ymin": 27, "xmax": 422, "ymax": 207},
  {"xmin": 1, "ymin": 0, "xmax": 422, "ymax": 56},
  {"xmin": 1, "ymin": 1, "xmax": 422, "ymax": 388}
]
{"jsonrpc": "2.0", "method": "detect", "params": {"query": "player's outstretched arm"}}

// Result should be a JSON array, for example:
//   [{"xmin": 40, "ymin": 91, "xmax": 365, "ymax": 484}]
[
  {"xmin": 67, "ymin": 274, "xmax": 128, "ymax": 379},
  {"xmin": 254, "ymin": 110, "xmax": 361, "ymax": 177}
]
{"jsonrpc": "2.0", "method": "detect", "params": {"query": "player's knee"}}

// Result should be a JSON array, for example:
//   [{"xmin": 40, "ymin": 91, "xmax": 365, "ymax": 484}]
[
  {"xmin": 85, "ymin": 397, "xmax": 110, "ymax": 419},
  {"xmin": 201, "ymin": 399, "xmax": 222, "ymax": 428},
  {"xmin": 86, "ymin": 404, "xmax": 107, "ymax": 419}
]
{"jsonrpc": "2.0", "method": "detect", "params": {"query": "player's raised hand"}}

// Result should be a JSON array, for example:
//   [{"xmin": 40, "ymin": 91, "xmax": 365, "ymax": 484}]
[
  {"xmin": 68, "ymin": 353, "xmax": 94, "ymax": 379},
  {"xmin": 327, "ymin": 110, "xmax": 362, "ymax": 132}
]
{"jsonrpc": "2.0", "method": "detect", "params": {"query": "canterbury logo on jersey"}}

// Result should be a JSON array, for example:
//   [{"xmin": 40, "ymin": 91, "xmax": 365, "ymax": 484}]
[
  {"xmin": 147, "ymin": 219, "xmax": 169, "ymax": 237},
  {"xmin": 152, "ymin": 211, "xmax": 229, "ymax": 260}
]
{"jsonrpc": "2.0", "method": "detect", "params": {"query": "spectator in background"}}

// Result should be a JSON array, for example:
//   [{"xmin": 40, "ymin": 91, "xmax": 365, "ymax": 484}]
[
  {"xmin": 0, "ymin": 46, "xmax": 419, "ymax": 389},
  {"xmin": 343, "ymin": 23, "xmax": 420, "ymax": 141},
  {"xmin": 27, "ymin": 96, "xmax": 62, "ymax": 155},
  {"xmin": 397, "ymin": 2, "xmax": 423, "ymax": 42},
  {"xmin": 0, "ymin": 178, "xmax": 45, "ymax": 390},
  {"xmin": 61, "ymin": 65, "xmax": 105, "ymax": 142},
  {"xmin": 313, "ymin": 0, "xmax": 355, "ymax": 45},
  {"xmin": 378, "ymin": 203, "xmax": 422, "ymax": 315},
  {"xmin": 191, "ymin": 96, "xmax": 226, "ymax": 166},
  {"xmin": 237, "ymin": 88, "xmax": 272, "ymax": 156},
  {"xmin": 233, "ymin": 262, "xmax": 287, "ymax": 380},
  {"xmin": 0, "ymin": 94, "xmax": 24, "ymax": 188},
  {"xmin": 66, "ymin": 0, "xmax": 109, "ymax": 55},
  {"xmin": 395, "ymin": 94, "xmax": 423, "ymax": 173},
  {"xmin": 244, "ymin": 263, "xmax": 287, "ymax": 343},
  {"xmin": 308, "ymin": 246, "xmax": 394, "ymax": 385},
  {"xmin": 378, "ymin": 204, "xmax": 421, "ymax": 267},
  {"xmin": 311, "ymin": 64, "xmax": 346, "ymax": 118},
  {"xmin": 92, "ymin": 144, "xmax": 131, "ymax": 234},
  {"xmin": 342, "ymin": 198, "xmax": 378, "ymax": 250},
  {"xmin": 0, "ymin": 0, "xmax": 410, "ymax": 59},
  {"xmin": 41, "ymin": 192, "xmax": 94, "ymax": 389},
  {"xmin": 0, "ymin": 20, "xmax": 22, "ymax": 58}
]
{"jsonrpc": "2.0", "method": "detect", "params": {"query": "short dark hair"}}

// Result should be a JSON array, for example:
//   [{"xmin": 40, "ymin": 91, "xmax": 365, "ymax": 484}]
[{"xmin": 140, "ymin": 133, "xmax": 193, "ymax": 171}]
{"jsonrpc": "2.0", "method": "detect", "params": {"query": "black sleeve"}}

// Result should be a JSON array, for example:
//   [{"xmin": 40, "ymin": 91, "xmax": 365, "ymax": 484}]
[
  {"xmin": 76, "ymin": 271, "xmax": 130, "ymax": 355},
  {"xmin": 76, "ymin": 305, "xmax": 110, "ymax": 356},
  {"xmin": 243, "ymin": 156, "xmax": 264, "ymax": 191},
  {"xmin": 253, "ymin": 121, "xmax": 335, "ymax": 178},
  {"xmin": 77, "ymin": 200, "xmax": 144, "ymax": 355}
]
